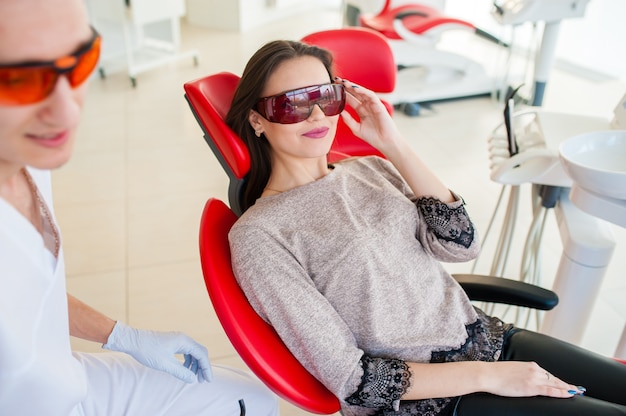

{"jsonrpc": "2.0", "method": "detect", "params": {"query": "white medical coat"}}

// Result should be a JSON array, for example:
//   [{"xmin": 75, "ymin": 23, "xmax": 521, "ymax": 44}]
[
  {"xmin": 0, "ymin": 167, "xmax": 86, "ymax": 416},
  {"xmin": 0, "ymin": 169, "xmax": 279, "ymax": 416}
]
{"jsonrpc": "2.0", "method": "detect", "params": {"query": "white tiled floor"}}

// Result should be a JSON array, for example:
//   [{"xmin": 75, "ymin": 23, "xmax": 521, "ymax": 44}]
[{"xmin": 58, "ymin": 5, "xmax": 626, "ymax": 416}]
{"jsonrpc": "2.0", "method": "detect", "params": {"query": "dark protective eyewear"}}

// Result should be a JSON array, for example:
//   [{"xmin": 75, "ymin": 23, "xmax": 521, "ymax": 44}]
[
  {"xmin": 0, "ymin": 27, "xmax": 101, "ymax": 105},
  {"xmin": 256, "ymin": 83, "xmax": 346, "ymax": 124}
]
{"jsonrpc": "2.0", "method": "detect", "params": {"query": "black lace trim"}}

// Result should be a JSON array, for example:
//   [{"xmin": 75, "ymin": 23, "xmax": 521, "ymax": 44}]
[
  {"xmin": 347, "ymin": 310, "xmax": 512, "ymax": 415},
  {"xmin": 346, "ymin": 356, "xmax": 411, "ymax": 409},
  {"xmin": 417, "ymin": 197, "xmax": 474, "ymax": 249},
  {"xmin": 381, "ymin": 398, "xmax": 456, "ymax": 416},
  {"xmin": 401, "ymin": 310, "xmax": 512, "ymax": 416},
  {"xmin": 431, "ymin": 309, "xmax": 511, "ymax": 364}
]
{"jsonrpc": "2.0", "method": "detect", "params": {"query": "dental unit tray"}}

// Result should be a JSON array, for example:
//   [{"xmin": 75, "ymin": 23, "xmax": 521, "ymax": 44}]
[{"xmin": 488, "ymin": 110, "xmax": 609, "ymax": 186}]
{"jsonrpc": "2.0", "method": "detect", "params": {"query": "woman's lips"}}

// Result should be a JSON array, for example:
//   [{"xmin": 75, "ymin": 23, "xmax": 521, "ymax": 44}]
[
  {"xmin": 303, "ymin": 127, "xmax": 329, "ymax": 139},
  {"xmin": 28, "ymin": 131, "xmax": 70, "ymax": 148}
]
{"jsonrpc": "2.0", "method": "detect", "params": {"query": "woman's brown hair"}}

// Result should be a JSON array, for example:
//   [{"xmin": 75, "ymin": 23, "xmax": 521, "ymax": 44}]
[{"xmin": 225, "ymin": 40, "xmax": 334, "ymax": 213}]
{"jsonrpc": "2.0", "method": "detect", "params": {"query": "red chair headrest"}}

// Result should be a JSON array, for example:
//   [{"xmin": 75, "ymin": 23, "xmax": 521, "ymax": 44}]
[
  {"xmin": 184, "ymin": 72, "xmax": 251, "ymax": 179},
  {"xmin": 301, "ymin": 27, "xmax": 396, "ymax": 93}
]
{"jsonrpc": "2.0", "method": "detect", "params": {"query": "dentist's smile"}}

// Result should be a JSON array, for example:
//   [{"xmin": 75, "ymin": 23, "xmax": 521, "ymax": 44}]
[{"xmin": 27, "ymin": 130, "xmax": 70, "ymax": 148}]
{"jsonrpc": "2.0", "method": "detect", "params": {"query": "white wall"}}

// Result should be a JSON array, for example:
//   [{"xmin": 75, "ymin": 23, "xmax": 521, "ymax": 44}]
[
  {"xmin": 555, "ymin": 0, "xmax": 625, "ymax": 80},
  {"xmin": 185, "ymin": 0, "xmax": 338, "ymax": 32},
  {"xmin": 185, "ymin": 0, "xmax": 241, "ymax": 31}
]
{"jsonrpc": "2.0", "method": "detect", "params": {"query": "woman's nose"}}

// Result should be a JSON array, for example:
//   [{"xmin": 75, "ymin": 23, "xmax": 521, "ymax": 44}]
[
  {"xmin": 308, "ymin": 103, "xmax": 326, "ymax": 120},
  {"xmin": 38, "ymin": 76, "xmax": 83, "ymax": 127}
]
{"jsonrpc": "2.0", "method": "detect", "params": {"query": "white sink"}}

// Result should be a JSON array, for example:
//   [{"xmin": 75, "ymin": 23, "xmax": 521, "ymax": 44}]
[{"xmin": 559, "ymin": 130, "xmax": 626, "ymax": 200}]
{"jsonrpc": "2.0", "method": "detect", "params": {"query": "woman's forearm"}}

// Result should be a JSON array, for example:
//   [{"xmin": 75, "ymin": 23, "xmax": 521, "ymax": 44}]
[
  {"xmin": 403, "ymin": 360, "xmax": 579, "ymax": 401},
  {"xmin": 383, "ymin": 141, "xmax": 454, "ymax": 203},
  {"xmin": 67, "ymin": 293, "xmax": 116, "ymax": 343},
  {"xmin": 402, "ymin": 361, "xmax": 487, "ymax": 400}
]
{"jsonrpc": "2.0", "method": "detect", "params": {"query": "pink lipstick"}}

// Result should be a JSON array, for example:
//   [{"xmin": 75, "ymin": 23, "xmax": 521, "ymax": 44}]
[{"xmin": 303, "ymin": 127, "xmax": 329, "ymax": 139}]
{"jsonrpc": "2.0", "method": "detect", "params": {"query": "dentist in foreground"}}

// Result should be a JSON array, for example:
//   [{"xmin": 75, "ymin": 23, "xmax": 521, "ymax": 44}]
[{"xmin": 0, "ymin": 0, "xmax": 278, "ymax": 415}]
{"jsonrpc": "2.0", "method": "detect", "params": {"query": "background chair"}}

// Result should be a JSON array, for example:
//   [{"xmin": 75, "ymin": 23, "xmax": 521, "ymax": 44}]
[
  {"xmin": 344, "ymin": 0, "xmax": 501, "ymax": 115},
  {"xmin": 351, "ymin": 0, "xmax": 477, "ymax": 43}
]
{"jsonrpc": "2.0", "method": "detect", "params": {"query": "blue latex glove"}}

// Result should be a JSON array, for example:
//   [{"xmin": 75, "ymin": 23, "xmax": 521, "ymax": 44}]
[{"xmin": 103, "ymin": 321, "xmax": 213, "ymax": 383}]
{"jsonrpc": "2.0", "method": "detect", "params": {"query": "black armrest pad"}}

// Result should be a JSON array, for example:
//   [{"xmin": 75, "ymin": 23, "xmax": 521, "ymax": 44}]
[{"xmin": 453, "ymin": 274, "xmax": 559, "ymax": 311}]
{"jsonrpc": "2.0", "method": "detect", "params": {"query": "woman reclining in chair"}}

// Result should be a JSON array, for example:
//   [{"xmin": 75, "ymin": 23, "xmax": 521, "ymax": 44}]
[{"xmin": 225, "ymin": 39, "xmax": 626, "ymax": 416}]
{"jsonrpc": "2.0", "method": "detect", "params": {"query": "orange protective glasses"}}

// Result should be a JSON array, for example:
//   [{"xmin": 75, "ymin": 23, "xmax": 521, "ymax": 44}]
[{"xmin": 0, "ymin": 27, "xmax": 101, "ymax": 105}]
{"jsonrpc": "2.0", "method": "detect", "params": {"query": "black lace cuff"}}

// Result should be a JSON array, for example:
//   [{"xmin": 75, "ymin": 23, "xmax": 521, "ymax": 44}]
[
  {"xmin": 417, "ymin": 196, "xmax": 474, "ymax": 248},
  {"xmin": 346, "ymin": 356, "xmax": 411, "ymax": 411}
]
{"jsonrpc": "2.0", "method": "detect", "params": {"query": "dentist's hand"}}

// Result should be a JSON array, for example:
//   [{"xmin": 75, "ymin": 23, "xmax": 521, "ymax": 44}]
[{"xmin": 103, "ymin": 321, "xmax": 213, "ymax": 383}]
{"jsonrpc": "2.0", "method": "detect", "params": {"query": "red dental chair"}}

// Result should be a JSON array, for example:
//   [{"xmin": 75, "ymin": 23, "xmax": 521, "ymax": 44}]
[
  {"xmin": 199, "ymin": 198, "xmax": 341, "ymax": 414},
  {"xmin": 185, "ymin": 29, "xmax": 563, "ymax": 414},
  {"xmin": 198, "ymin": 197, "xmax": 560, "ymax": 414}
]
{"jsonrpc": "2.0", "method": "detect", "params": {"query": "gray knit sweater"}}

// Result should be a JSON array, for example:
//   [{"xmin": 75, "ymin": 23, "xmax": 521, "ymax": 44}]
[{"xmin": 229, "ymin": 156, "xmax": 504, "ymax": 416}]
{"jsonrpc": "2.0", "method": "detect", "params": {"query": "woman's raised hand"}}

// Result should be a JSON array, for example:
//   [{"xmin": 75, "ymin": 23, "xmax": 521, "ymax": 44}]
[
  {"xmin": 337, "ymin": 78, "xmax": 454, "ymax": 201},
  {"xmin": 337, "ymin": 78, "xmax": 405, "ymax": 157}
]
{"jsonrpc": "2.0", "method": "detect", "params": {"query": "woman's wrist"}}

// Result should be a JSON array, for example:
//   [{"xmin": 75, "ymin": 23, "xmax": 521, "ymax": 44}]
[
  {"xmin": 381, "ymin": 137, "xmax": 413, "ymax": 165},
  {"xmin": 474, "ymin": 361, "xmax": 493, "ymax": 394}
]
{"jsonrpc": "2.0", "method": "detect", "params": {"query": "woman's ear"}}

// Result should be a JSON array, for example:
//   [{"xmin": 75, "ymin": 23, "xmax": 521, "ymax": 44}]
[{"xmin": 248, "ymin": 110, "xmax": 264, "ymax": 133}]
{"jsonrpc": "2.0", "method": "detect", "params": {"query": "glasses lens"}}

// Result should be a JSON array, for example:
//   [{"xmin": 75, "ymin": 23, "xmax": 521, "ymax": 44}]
[
  {"xmin": 259, "ymin": 83, "xmax": 345, "ymax": 124},
  {"xmin": 69, "ymin": 36, "xmax": 101, "ymax": 87},
  {"xmin": 0, "ymin": 67, "xmax": 55, "ymax": 105},
  {"xmin": 316, "ymin": 84, "xmax": 345, "ymax": 116},
  {"xmin": 271, "ymin": 92, "xmax": 308, "ymax": 124}
]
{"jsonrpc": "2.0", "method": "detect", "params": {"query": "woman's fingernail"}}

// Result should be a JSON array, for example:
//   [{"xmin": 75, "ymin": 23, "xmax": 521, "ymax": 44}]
[
  {"xmin": 568, "ymin": 390, "xmax": 577, "ymax": 395},
  {"xmin": 351, "ymin": 84, "xmax": 359, "ymax": 89},
  {"xmin": 577, "ymin": 386, "xmax": 586, "ymax": 392}
]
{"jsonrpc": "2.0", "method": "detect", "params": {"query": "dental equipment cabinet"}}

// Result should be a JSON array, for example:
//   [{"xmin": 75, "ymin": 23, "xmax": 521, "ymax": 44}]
[
  {"xmin": 86, "ymin": 0, "xmax": 199, "ymax": 87},
  {"xmin": 485, "ymin": 93, "xmax": 626, "ymax": 359}
]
